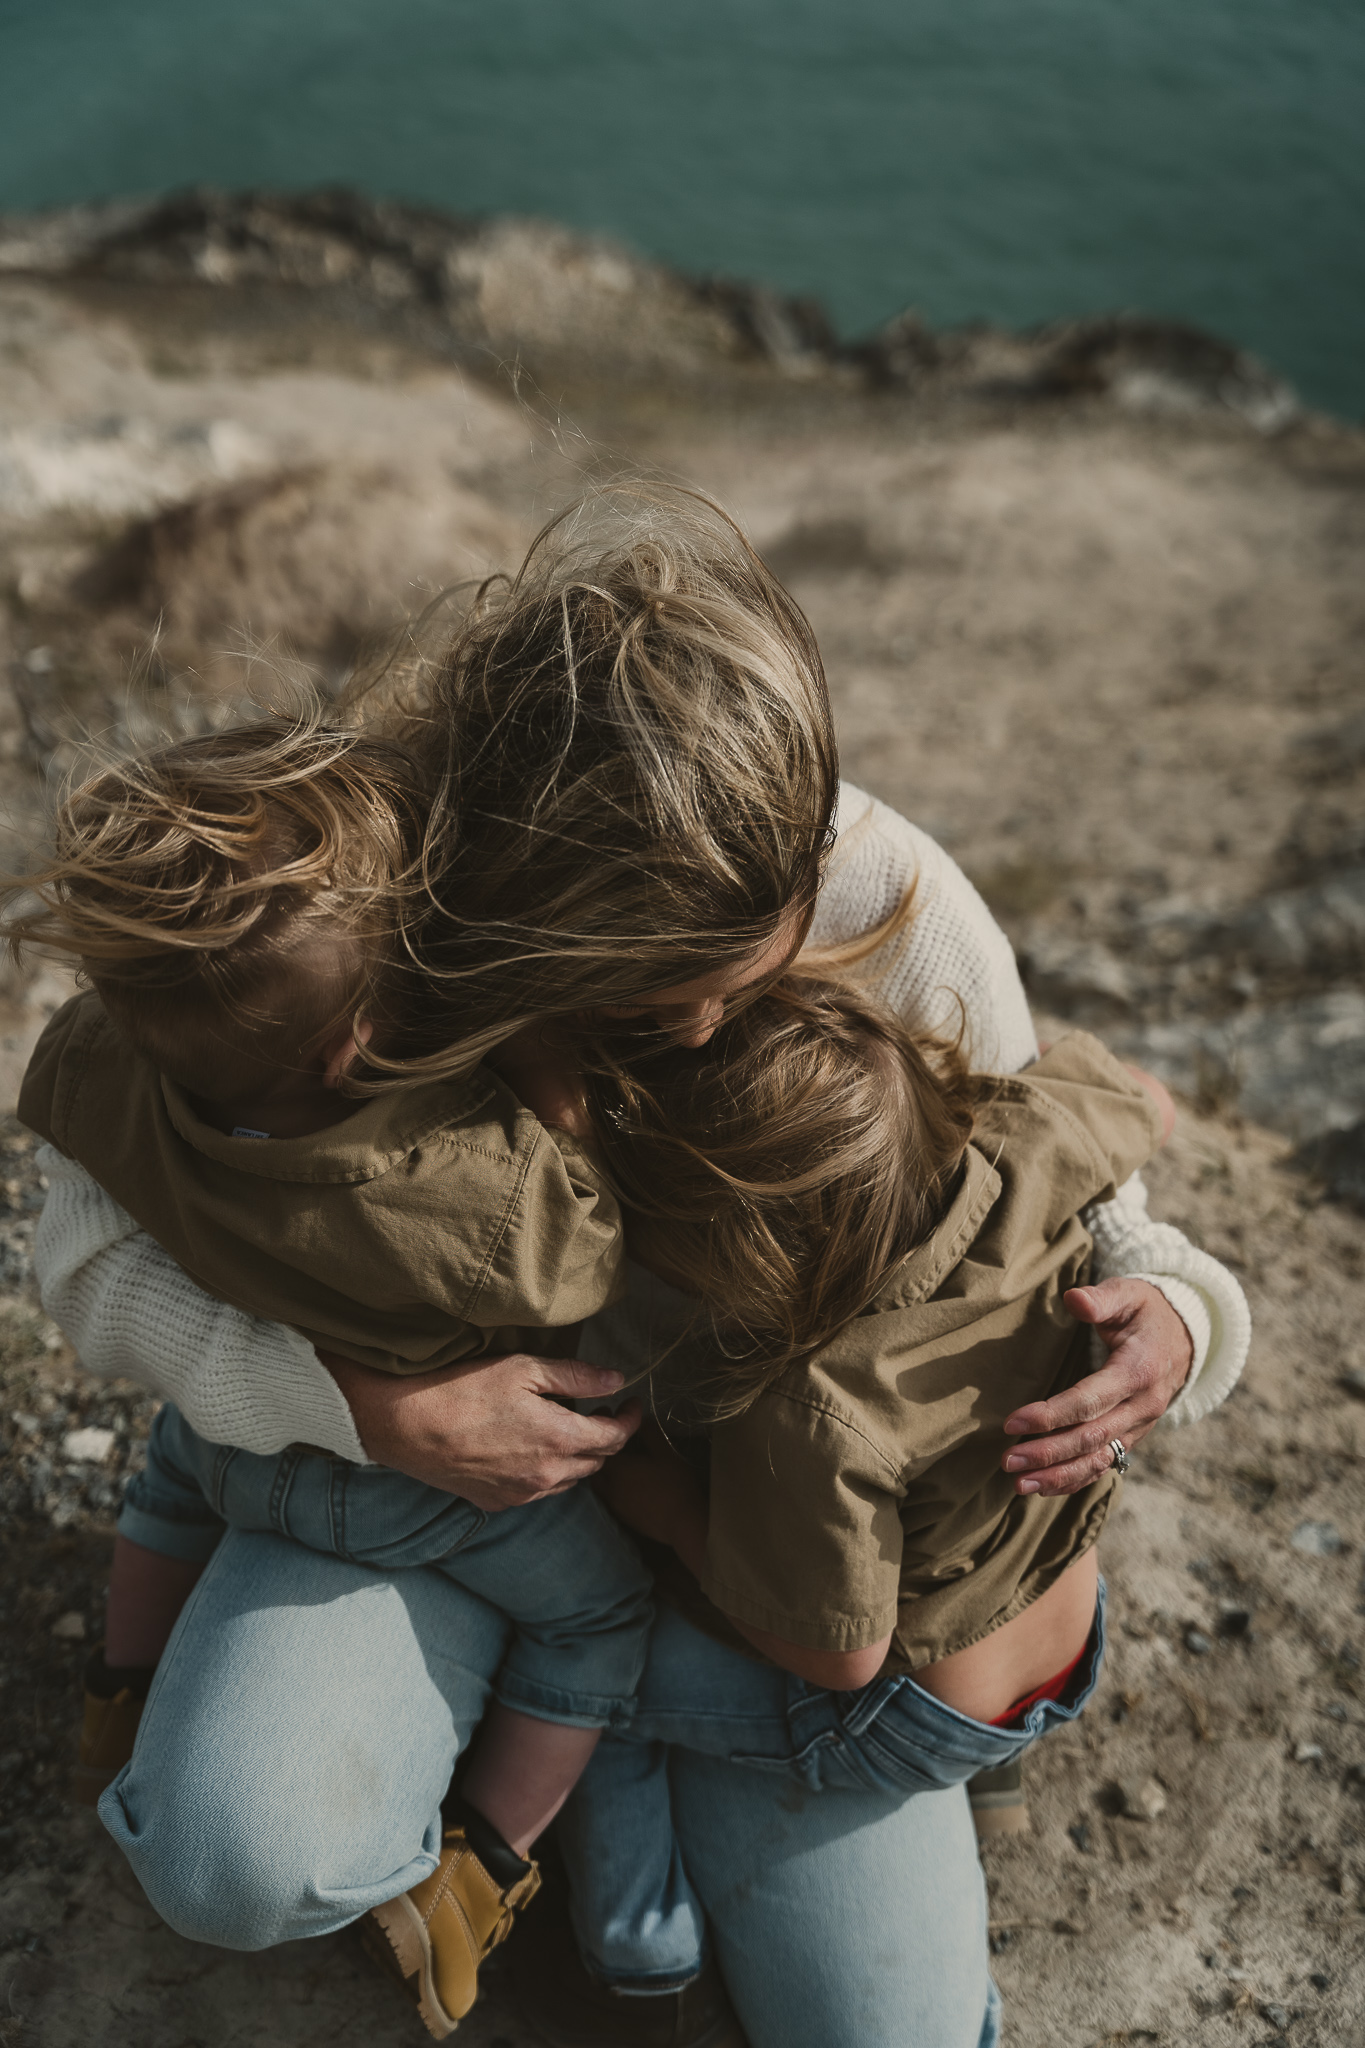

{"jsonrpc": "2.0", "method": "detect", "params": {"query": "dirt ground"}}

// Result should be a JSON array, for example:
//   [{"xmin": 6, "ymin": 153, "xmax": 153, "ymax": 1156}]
[{"xmin": 1, "ymin": 208, "xmax": 1364, "ymax": 2046}]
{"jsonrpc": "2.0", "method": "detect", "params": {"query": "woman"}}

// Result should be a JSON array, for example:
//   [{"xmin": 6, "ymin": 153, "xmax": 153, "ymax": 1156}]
[{"xmin": 31, "ymin": 494, "xmax": 1247, "ymax": 2048}]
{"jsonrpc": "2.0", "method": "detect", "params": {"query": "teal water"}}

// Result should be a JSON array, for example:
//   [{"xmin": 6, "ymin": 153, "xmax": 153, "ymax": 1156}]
[{"xmin": 1, "ymin": 0, "xmax": 1361, "ymax": 417}]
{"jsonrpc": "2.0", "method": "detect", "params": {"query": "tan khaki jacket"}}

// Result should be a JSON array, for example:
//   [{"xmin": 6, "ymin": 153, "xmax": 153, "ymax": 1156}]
[
  {"xmin": 699, "ymin": 1033, "xmax": 1165, "ymax": 1671},
  {"xmin": 20, "ymin": 992, "xmax": 624, "ymax": 1373}
]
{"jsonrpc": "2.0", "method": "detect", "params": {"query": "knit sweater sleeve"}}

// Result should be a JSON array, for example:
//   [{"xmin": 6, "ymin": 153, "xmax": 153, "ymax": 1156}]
[
  {"xmin": 33, "ymin": 1145, "xmax": 369, "ymax": 1460},
  {"xmin": 809, "ymin": 784, "xmax": 1040, "ymax": 1072},
  {"xmin": 816, "ymin": 784, "xmax": 1249, "ymax": 1422}
]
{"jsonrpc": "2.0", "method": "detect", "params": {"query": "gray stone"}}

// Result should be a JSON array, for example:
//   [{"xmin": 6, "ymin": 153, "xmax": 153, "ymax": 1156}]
[
  {"xmin": 1118, "ymin": 990, "xmax": 1365, "ymax": 1144},
  {"xmin": 1022, "ymin": 933, "xmax": 1133, "ymax": 1015},
  {"xmin": 1292, "ymin": 1741, "xmax": 1324, "ymax": 1763},
  {"xmin": 1118, "ymin": 1775, "xmax": 1167, "ymax": 1820},
  {"xmin": 1139, "ymin": 867, "xmax": 1365, "ymax": 981},
  {"xmin": 61, "ymin": 1424, "xmax": 116, "ymax": 1465},
  {"xmin": 1291, "ymin": 1520, "xmax": 1344, "ymax": 1556},
  {"xmin": 1220, "ymin": 868, "xmax": 1365, "ymax": 980},
  {"xmin": 1184, "ymin": 1626, "xmax": 1214, "ymax": 1655}
]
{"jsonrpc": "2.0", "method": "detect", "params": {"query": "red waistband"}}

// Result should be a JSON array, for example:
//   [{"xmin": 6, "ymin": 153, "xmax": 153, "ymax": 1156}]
[{"xmin": 988, "ymin": 1641, "xmax": 1089, "ymax": 1729}]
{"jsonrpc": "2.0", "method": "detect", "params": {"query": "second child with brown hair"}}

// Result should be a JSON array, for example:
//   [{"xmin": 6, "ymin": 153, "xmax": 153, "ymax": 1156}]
[{"xmin": 521, "ymin": 973, "xmax": 1177, "ymax": 2014}]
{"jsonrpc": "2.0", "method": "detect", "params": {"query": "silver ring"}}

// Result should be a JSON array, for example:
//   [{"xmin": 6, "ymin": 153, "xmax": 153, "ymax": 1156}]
[{"xmin": 1108, "ymin": 1438, "xmax": 1131, "ymax": 1477}]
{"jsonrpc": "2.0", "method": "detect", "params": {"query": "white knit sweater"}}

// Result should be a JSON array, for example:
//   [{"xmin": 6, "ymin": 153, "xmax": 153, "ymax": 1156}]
[{"xmin": 31, "ymin": 782, "xmax": 1249, "ymax": 1458}]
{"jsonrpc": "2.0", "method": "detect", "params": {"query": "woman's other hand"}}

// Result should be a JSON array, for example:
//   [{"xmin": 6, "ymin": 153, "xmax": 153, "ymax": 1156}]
[
  {"xmin": 322, "ymin": 1350, "xmax": 641, "ymax": 1509},
  {"xmin": 999, "ymin": 1278, "xmax": 1193, "ymax": 1496}
]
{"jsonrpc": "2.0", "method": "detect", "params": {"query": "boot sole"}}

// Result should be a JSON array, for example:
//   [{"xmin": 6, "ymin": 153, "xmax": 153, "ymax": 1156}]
[
  {"xmin": 971, "ymin": 1800, "xmax": 1032, "ymax": 1839},
  {"xmin": 366, "ymin": 1895, "xmax": 460, "ymax": 2040}
]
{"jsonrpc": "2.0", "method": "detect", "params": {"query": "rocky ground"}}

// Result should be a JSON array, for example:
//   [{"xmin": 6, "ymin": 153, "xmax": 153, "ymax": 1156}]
[{"xmin": 0, "ymin": 192, "xmax": 1363, "ymax": 2047}]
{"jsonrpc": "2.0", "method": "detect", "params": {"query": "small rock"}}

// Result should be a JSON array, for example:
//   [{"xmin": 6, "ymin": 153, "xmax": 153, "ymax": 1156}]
[
  {"xmin": 1326, "ymin": 1701, "xmax": 1348, "ymax": 1720},
  {"xmin": 62, "ymin": 1425, "xmax": 117, "ymax": 1465},
  {"xmin": 1344, "ymin": 1761, "xmax": 1365, "ymax": 1788},
  {"xmin": 50, "ymin": 1610, "xmax": 86, "ymax": 1641},
  {"xmin": 1184, "ymin": 1626, "xmax": 1214, "ymax": 1655},
  {"xmin": 1067, "ymin": 1821, "xmax": 1091, "ymax": 1852},
  {"xmin": 1118, "ymin": 1775, "xmax": 1167, "ymax": 1821},
  {"xmin": 1292, "ymin": 1741, "xmax": 1323, "ymax": 1764},
  {"xmin": 1259, "ymin": 2004, "xmax": 1290, "ymax": 2030},
  {"xmin": 1022, "ymin": 934, "xmax": 1132, "ymax": 1015},
  {"xmin": 1310, "ymin": 1971, "xmax": 1331, "ymax": 1990},
  {"xmin": 1291, "ymin": 1521, "xmax": 1343, "ymax": 1556},
  {"xmin": 1340, "ymin": 1367, "xmax": 1365, "ymax": 1402},
  {"xmin": 1218, "ymin": 1607, "xmax": 1254, "ymax": 1639}
]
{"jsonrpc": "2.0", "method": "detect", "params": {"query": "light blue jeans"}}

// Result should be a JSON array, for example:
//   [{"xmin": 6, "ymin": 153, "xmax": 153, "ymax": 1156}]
[
  {"xmin": 119, "ymin": 1403, "xmax": 653, "ymax": 1727},
  {"xmin": 559, "ymin": 1593, "xmax": 1104, "ymax": 1994},
  {"xmin": 101, "ymin": 1528, "xmax": 1001, "ymax": 2048}
]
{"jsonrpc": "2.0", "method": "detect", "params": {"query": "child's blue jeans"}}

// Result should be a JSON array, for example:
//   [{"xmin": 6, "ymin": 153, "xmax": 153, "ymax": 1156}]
[
  {"xmin": 120, "ymin": 1403, "xmax": 653, "ymax": 1729},
  {"xmin": 558, "ymin": 1585, "xmax": 1106, "ymax": 1991}
]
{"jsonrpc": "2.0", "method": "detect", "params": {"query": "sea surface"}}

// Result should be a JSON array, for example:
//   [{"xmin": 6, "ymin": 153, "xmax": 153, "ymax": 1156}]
[{"xmin": 1, "ymin": 0, "xmax": 1361, "ymax": 418}]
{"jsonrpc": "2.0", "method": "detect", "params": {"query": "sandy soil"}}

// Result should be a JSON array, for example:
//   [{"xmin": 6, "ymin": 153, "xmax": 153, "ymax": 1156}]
[{"xmin": 1, "ymin": 228, "xmax": 1363, "ymax": 2046}]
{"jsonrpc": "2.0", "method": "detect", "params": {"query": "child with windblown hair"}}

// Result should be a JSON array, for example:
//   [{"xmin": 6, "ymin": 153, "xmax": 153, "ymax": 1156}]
[
  {"xmin": 538, "ymin": 971, "xmax": 1176, "ymax": 2001},
  {"xmin": 17, "ymin": 714, "xmax": 650, "ymax": 2028}
]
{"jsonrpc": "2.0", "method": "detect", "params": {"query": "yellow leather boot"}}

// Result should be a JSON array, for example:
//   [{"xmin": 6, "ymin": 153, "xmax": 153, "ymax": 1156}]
[
  {"xmin": 71, "ymin": 1647, "xmax": 152, "ymax": 1807},
  {"xmin": 967, "ymin": 1757, "xmax": 1031, "ymax": 1839},
  {"xmin": 366, "ymin": 1825, "xmax": 541, "ymax": 2039}
]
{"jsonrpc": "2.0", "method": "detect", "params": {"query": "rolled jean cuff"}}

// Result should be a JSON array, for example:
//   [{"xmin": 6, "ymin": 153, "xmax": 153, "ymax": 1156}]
[
  {"xmin": 117, "ymin": 1493, "xmax": 226, "ymax": 1565},
  {"xmin": 493, "ymin": 1669, "xmax": 638, "ymax": 1732},
  {"xmin": 589, "ymin": 1960, "xmax": 704, "ymax": 1996}
]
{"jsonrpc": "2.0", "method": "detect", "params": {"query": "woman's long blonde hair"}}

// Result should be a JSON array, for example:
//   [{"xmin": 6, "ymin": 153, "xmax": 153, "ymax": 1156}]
[{"xmin": 367, "ymin": 483, "xmax": 839, "ymax": 1077}]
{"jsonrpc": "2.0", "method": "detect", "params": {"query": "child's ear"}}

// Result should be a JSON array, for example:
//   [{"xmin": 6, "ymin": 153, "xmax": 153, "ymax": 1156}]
[{"xmin": 322, "ymin": 1019, "xmax": 374, "ymax": 1090}]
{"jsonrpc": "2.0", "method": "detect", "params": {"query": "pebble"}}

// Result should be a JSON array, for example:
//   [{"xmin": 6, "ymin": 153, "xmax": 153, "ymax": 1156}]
[
  {"xmin": 1118, "ymin": 1775, "xmax": 1167, "ymax": 1821},
  {"xmin": 1259, "ymin": 2003, "xmax": 1290, "ymax": 2030},
  {"xmin": 1067, "ymin": 1821, "xmax": 1092, "ymax": 1852},
  {"xmin": 1341, "ymin": 1367, "xmax": 1365, "ymax": 1402},
  {"xmin": 49, "ymin": 1610, "xmax": 86, "ymax": 1641},
  {"xmin": 1292, "ymin": 1741, "xmax": 1323, "ymax": 1763},
  {"xmin": 1291, "ymin": 1521, "xmax": 1343, "ymax": 1556},
  {"xmin": 61, "ymin": 1425, "xmax": 116, "ymax": 1465},
  {"xmin": 1184, "ymin": 1626, "xmax": 1214, "ymax": 1655}
]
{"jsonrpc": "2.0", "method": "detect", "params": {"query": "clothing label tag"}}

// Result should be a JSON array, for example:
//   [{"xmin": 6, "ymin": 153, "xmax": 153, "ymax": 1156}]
[{"xmin": 231, "ymin": 1126, "xmax": 271, "ymax": 1139}]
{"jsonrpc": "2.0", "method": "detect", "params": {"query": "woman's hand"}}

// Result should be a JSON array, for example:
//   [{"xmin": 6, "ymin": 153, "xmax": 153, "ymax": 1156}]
[
  {"xmin": 999, "ymin": 1278, "xmax": 1194, "ymax": 1496},
  {"xmin": 322, "ymin": 1350, "xmax": 641, "ymax": 1510},
  {"xmin": 594, "ymin": 1425, "xmax": 707, "ymax": 1548}
]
